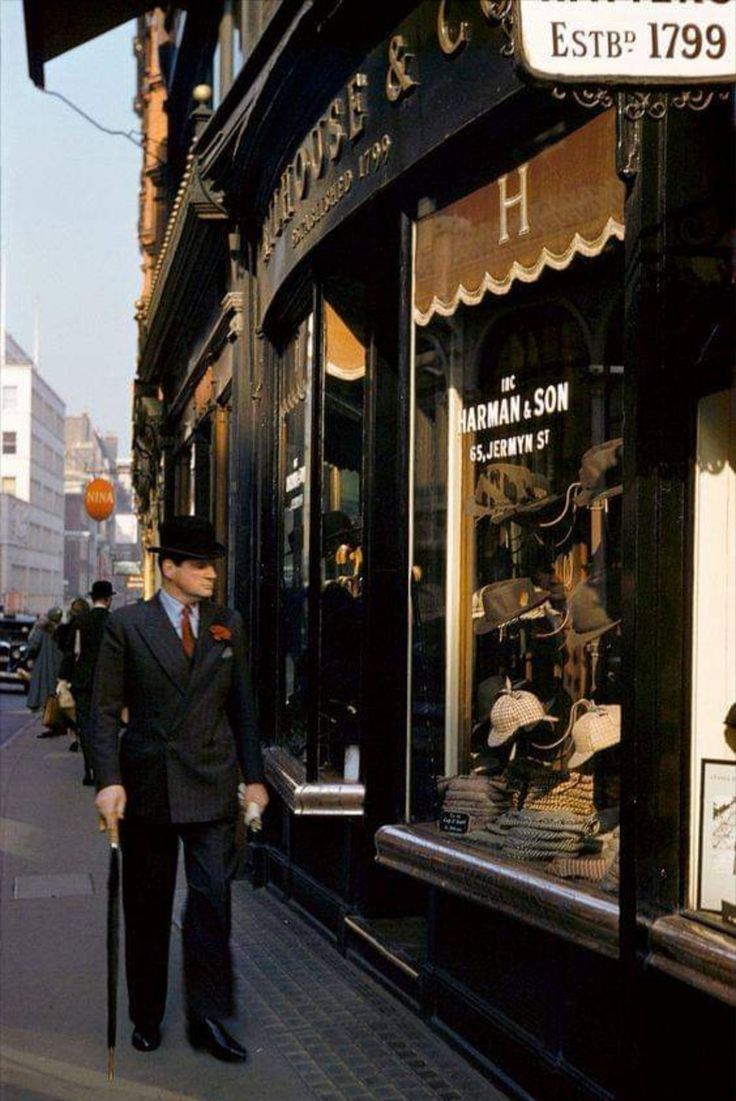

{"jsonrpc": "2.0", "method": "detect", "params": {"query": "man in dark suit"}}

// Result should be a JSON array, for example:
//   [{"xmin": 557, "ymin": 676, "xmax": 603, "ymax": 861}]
[
  {"xmin": 60, "ymin": 580, "xmax": 114, "ymax": 785},
  {"xmin": 91, "ymin": 517, "xmax": 268, "ymax": 1063}
]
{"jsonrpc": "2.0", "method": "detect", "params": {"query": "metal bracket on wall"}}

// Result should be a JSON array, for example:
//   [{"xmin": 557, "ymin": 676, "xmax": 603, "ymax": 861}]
[
  {"xmin": 480, "ymin": 0, "xmax": 515, "ymax": 56},
  {"xmin": 549, "ymin": 86, "xmax": 732, "ymax": 182},
  {"xmin": 482, "ymin": 2, "xmax": 732, "ymax": 182}
]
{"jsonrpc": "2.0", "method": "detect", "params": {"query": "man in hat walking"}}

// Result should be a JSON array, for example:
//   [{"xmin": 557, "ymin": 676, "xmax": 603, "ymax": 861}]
[
  {"xmin": 59, "ymin": 580, "xmax": 115, "ymax": 784},
  {"xmin": 91, "ymin": 517, "xmax": 268, "ymax": 1063}
]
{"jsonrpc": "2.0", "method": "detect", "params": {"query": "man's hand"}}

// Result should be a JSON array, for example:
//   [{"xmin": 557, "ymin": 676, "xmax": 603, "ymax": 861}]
[
  {"xmin": 95, "ymin": 784, "xmax": 127, "ymax": 830},
  {"xmin": 241, "ymin": 783, "xmax": 269, "ymax": 811}
]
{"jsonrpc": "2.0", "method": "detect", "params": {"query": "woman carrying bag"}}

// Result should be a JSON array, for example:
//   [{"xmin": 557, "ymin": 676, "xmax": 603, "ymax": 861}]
[{"xmin": 26, "ymin": 607, "xmax": 65, "ymax": 737}]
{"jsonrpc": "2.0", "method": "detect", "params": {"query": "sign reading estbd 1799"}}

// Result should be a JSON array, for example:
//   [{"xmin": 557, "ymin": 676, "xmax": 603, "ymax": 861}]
[{"xmin": 515, "ymin": 0, "xmax": 736, "ymax": 84}]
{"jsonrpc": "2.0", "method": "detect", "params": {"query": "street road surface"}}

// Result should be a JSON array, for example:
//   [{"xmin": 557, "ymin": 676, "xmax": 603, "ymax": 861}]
[{"xmin": 0, "ymin": 688, "xmax": 36, "ymax": 748}]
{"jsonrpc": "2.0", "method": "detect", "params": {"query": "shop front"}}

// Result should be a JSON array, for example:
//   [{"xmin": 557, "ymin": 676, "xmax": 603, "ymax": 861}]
[{"xmin": 163, "ymin": 2, "xmax": 734, "ymax": 1098}]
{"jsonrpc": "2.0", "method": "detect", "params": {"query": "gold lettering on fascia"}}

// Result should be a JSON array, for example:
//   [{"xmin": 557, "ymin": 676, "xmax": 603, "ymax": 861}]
[
  {"xmin": 437, "ymin": 0, "xmax": 472, "ymax": 56},
  {"xmin": 386, "ymin": 34, "xmax": 419, "ymax": 101},
  {"xmin": 498, "ymin": 164, "xmax": 530, "ymax": 245},
  {"xmin": 291, "ymin": 171, "xmax": 354, "ymax": 249},
  {"xmin": 347, "ymin": 73, "xmax": 368, "ymax": 141},
  {"xmin": 261, "ymin": 72, "xmax": 367, "ymax": 262}
]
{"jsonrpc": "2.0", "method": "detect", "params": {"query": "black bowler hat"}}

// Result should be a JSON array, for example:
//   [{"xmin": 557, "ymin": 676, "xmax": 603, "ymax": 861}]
[
  {"xmin": 90, "ymin": 580, "xmax": 115, "ymax": 600},
  {"xmin": 149, "ymin": 516, "xmax": 226, "ymax": 560}
]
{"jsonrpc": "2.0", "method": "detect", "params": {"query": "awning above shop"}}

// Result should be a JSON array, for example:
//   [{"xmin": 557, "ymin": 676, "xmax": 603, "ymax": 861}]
[
  {"xmin": 414, "ymin": 111, "xmax": 625, "ymax": 326},
  {"xmin": 23, "ymin": 0, "xmax": 155, "ymax": 86}
]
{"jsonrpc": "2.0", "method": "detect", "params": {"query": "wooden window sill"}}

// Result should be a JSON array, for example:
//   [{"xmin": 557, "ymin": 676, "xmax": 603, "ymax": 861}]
[
  {"xmin": 648, "ymin": 913, "xmax": 736, "ymax": 1006},
  {"xmin": 375, "ymin": 822, "xmax": 619, "ymax": 958}
]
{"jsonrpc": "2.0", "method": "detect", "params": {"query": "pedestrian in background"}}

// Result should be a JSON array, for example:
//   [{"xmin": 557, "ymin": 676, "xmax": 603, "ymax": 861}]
[
  {"xmin": 59, "ymin": 582, "xmax": 114, "ymax": 785},
  {"xmin": 92, "ymin": 517, "xmax": 268, "ymax": 1063},
  {"xmin": 26, "ymin": 607, "xmax": 65, "ymax": 737},
  {"xmin": 57, "ymin": 596, "xmax": 91, "ymax": 754}
]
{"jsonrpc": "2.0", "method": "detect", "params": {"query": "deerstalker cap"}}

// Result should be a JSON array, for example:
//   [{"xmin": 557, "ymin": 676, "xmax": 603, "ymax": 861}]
[
  {"xmin": 487, "ymin": 683, "xmax": 558, "ymax": 748},
  {"xmin": 567, "ymin": 704, "xmax": 621, "ymax": 769}
]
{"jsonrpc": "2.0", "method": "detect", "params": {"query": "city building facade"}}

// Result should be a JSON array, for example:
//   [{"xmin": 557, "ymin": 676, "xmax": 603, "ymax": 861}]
[{"xmin": 1, "ymin": 331, "xmax": 65, "ymax": 614}]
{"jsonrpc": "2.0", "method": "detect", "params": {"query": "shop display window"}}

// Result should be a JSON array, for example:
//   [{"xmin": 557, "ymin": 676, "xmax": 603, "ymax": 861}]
[
  {"xmin": 279, "ymin": 314, "xmax": 313, "ymax": 760},
  {"xmin": 277, "ymin": 292, "xmax": 367, "ymax": 783},
  {"xmin": 318, "ymin": 299, "xmax": 366, "ymax": 781},
  {"xmin": 410, "ymin": 114, "xmax": 625, "ymax": 895}
]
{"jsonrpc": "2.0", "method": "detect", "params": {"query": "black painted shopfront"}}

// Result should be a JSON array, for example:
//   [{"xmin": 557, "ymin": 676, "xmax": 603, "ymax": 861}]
[{"xmin": 134, "ymin": 3, "xmax": 735, "ymax": 1099}]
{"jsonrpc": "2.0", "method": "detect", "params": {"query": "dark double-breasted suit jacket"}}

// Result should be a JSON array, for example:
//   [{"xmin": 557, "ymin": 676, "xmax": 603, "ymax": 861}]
[{"xmin": 91, "ymin": 594, "xmax": 265, "ymax": 823}]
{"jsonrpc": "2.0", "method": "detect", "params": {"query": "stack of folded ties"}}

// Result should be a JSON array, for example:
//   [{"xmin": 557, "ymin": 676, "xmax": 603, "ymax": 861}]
[{"xmin": 437, "ymin": 774, "xmax": 510, "ymax": 832}]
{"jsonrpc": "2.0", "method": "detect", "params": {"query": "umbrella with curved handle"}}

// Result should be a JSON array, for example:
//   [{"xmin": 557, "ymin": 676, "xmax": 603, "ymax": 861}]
[{"xmin": 99, "ymin": 818, "xmax": 120, "ymax": 1080}]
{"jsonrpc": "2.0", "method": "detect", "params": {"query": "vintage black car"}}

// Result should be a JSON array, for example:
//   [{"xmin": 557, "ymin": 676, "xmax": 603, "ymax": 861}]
[{"xmin": 0, "ymin": 613, "xmax": 35, "ymax": 691}]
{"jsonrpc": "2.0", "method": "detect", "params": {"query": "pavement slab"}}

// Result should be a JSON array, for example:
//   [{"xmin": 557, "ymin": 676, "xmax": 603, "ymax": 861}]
[{"xmin": 0, "ymin": 702, "xmax": 508, "ymax": 1101}]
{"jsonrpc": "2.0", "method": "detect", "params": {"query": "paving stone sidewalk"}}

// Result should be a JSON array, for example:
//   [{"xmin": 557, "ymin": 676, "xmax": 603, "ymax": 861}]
[
  {"xmin": 227, "ymin": 884, "xmax": 504, "ymax": 1101},
  {"xmin": 0, "ymin": 709, "xmax": 509, "ymax": 1101}
]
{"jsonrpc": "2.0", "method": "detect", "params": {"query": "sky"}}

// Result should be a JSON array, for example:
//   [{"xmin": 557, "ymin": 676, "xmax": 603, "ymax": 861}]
[{"xmin": 1, "ymin": 2, "xmax": 141, "ymax": 454}]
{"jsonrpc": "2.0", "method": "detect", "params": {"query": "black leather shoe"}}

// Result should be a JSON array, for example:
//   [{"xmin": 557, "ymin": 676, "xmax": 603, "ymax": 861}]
[
  {"xmin": 187, "ymin": 1017, "xmax": 247, "ymax": 1063},
  {"xmin": 131, "ymin": 1024, "xmax": 161, "ymax": 1052}
]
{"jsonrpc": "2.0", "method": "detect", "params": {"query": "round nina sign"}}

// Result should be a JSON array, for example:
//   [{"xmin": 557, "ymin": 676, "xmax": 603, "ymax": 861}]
[{"xmin": 84, "ymin": 478, "xmax": 115, "ymax": 522}]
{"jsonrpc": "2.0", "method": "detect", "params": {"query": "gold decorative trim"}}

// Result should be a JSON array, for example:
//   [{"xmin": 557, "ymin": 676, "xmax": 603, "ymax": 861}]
[
  {"xmin": 343, "ymin": 917, "xmax": 420, "ymax": 980},
  {"xmin": 414, "ymin": 217, "xmax": 625, "ymax": 326},
  {"xmin": 145, "ymin": 152, "xmax": 196, "ymax": 318}
]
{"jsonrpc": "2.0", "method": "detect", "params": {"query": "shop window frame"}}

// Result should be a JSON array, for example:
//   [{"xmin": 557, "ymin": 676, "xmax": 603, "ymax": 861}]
[{"xmin": 271, "ymin": 286, "xmax": 369, "ymax": 805}]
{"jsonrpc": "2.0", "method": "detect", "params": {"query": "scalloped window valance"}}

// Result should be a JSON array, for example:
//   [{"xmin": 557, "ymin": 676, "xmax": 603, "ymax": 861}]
[{"xmin": 414, "ymin": 112, "xmax": 625, "ymax": 326}]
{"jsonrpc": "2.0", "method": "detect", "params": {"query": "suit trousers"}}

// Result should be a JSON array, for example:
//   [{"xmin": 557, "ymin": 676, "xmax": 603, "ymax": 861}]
[
  {"xmin": 74, "ymin": 693, "xmax": 94, "ymax": 778},
  {"xmin": 121, "ymin": 817, "xmax": 238, "ymax": 1029}
]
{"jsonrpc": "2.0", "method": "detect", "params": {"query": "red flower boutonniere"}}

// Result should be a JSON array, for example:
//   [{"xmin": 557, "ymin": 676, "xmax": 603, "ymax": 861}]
[{"xmin": 210, "ymin": 624, "xmax": 233, "ymax": 643}]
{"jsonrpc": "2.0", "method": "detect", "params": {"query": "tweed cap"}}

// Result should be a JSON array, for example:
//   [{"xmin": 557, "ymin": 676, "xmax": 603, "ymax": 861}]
[
  {"xmin": 487, "ymin": 684, "xmax": 558, "ymax": 748},
  {"xmin": 567, "ymin": 704, "xmax": 621, "ymax": 769}
]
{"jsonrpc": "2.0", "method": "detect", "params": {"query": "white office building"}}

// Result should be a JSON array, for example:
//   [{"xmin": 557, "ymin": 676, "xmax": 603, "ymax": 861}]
[{"xmin": 0, "ymin": 331, "xmax": 65, "ymax": 613}]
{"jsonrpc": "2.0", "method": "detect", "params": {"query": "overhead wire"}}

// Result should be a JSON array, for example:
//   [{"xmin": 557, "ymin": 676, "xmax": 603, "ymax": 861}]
[{"xmin": 41, "ymin": 88, "xmax": 167, "ymax": 166}]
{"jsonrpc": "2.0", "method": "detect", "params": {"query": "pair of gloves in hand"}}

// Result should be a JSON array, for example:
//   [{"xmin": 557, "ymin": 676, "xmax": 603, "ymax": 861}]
[{"xmin": 237, "ymin": 783, "xmax": 263, "ymax": 833}]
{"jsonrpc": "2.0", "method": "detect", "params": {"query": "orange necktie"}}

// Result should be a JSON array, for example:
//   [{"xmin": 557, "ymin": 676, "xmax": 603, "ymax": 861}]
[{"xmin": 181, "ymin": 605, "xmax": 195, "ymax": 660}]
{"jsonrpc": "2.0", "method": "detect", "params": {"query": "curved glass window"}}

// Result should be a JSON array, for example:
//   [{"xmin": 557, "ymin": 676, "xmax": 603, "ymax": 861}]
[{"xmin": 411, "ymin": 117, "xmax": 625, "ymax": 895}]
